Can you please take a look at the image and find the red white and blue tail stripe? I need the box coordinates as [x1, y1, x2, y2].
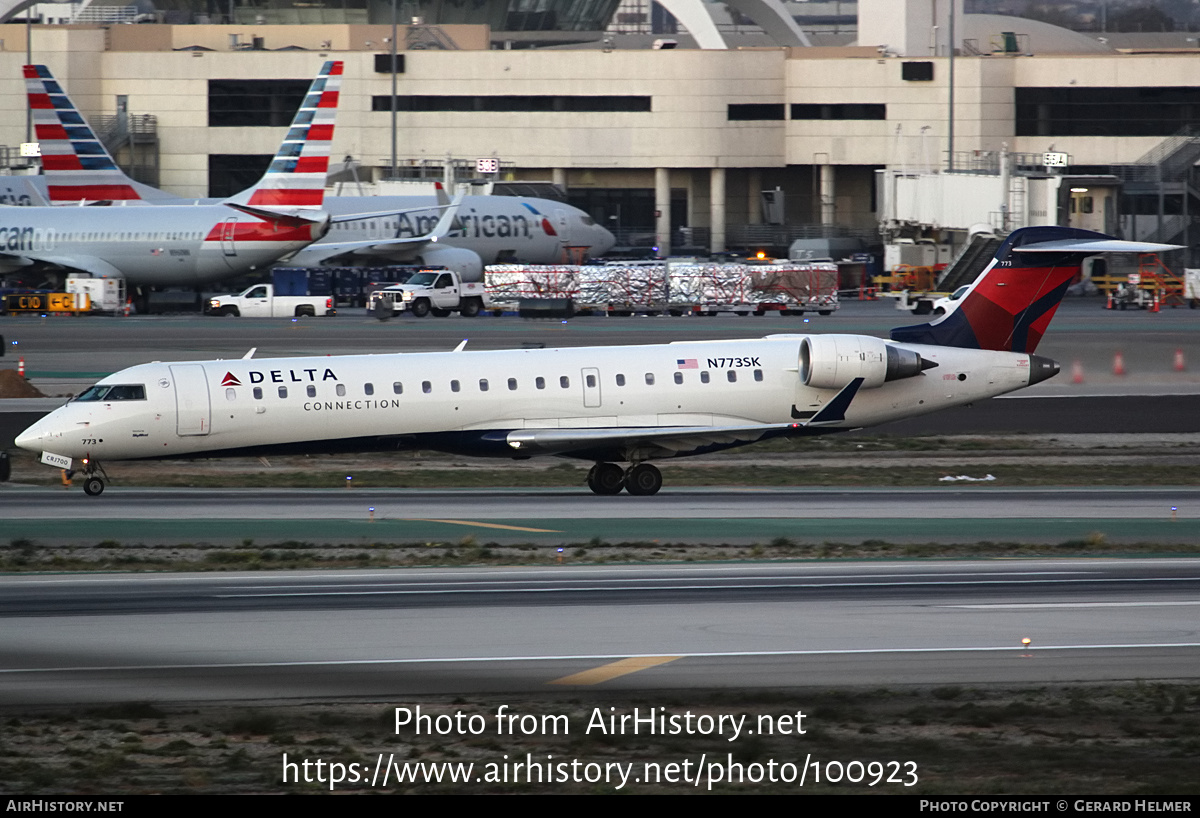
[890, 226, 1181, 354]
[227, 60, 341, 209]
[24, 64, 142, 204]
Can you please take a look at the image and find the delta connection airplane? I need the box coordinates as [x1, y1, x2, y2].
[0, 61, 348, 287]
[15, 226, 1176, 497]
[19, 65, 615, 278]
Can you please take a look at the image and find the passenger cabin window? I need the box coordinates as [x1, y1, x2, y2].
[278, 386, 288, 398]
[423, 381, 432, 394]
[226, 388, 236, 401]
[616, 374, 626, 386]
[336, 384, 347, 397]
[560, 376, 570, 389]
[451, 380, 460, 393]
[701, 371, 710, 384]
[673, 372, 683, 385]
[253, 387, 263, 400]
[535, 377, 545, 390]
[728, 371, 737, 382]
[645, 373, 655, 385]
[508, 378, 518, 391]
[586, 374, 596, 388]
[393, 382, 403, 394]
[480, 379, 489, 392]
[364, 383, 374, 396]
[307, 385, 316, 397]
[754, 369, 763, 382]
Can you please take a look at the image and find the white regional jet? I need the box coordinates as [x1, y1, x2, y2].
[15, 226, 1176, 497]
[0, 61, 345, 287]
[21, 65, 615, 278]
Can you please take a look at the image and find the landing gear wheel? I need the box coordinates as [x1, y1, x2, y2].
[624, 463, 662, 496]
[83, 476, 105, 496]
[411, 300, 430, 318]
[586, 462, 625, 495]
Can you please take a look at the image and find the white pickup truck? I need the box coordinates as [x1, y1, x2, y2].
[368, 270, 490, 317]
[206, 284, 335, 318]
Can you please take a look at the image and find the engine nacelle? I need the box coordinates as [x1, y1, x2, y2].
[413, 246, 484, 282]
[799, 334, 930, 390]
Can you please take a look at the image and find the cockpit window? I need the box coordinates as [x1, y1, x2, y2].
[580, 215, 595, 226]
[75, 384, 146, 402]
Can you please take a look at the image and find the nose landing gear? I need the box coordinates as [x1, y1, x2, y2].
[585, 462, 663, 496]
[78, 459, 109, 496]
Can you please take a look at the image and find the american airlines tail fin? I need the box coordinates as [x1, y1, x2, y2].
[225, 60, 342, 213]
[24, 64, 153, 205]
[890, 226, 1181, 354]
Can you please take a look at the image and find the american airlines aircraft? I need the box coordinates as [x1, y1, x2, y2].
[15, 227, 1177, 497]
[0, 61, 346, 287]
[21, 65, 615, 278]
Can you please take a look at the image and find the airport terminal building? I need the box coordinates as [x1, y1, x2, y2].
[2, 0, 1200, 258]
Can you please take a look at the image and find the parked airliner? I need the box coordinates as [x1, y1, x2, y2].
[0, 61, 345, 287]
[16, 227, 1175, 496]
[21, 65, 614, 278]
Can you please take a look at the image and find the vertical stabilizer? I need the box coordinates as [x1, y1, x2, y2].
[890, 226, 1181, 353]
[225, 60, 342, 210]
[25, 64, 143, 204]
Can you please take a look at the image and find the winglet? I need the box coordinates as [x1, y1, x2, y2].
[805, 377, 864, 426]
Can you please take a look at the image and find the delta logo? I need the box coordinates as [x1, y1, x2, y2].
[221, 372, 241, 386]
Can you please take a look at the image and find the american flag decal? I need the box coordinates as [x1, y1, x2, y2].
[677, 359, 698, 369]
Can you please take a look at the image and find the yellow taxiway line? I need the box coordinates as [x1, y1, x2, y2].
[549, 656, 682, 686]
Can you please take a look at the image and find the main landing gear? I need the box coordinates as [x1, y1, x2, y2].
[586, 462, 663, 496]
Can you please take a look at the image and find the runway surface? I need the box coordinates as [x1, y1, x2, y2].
[2, 559, 1197, 703]
[2, 486, 1198, 544]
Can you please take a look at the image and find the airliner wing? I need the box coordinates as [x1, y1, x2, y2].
[494, 377, 863, 459]
[495, 423, 801, 460]
[283, 191, 464, 265]
[0, 251, 124, 279]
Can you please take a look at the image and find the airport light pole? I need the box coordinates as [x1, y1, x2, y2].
[390, 0, 398, 181]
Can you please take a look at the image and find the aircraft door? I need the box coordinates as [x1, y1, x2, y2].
[581, 367, 601, 408]
[554, 209, 571, 246]
[220, 218, 238, 257]
[170, 364, 211, 436]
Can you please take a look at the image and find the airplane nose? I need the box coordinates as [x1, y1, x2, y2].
[596, 224, 616, 254]
[14, 423, 42, 452]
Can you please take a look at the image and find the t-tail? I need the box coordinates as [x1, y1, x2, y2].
[890, 226, 1181, 353]
[25, 64, 145, 204]
[223, 59, 341, 221]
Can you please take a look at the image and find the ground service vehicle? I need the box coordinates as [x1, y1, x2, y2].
[369, 270, 489, 317]
[206, 284, 335, 318]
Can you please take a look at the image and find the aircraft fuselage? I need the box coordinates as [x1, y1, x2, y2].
[16, 335, 1042, 465]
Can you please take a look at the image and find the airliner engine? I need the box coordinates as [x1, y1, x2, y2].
[413, 246, 484, 282]
[799, 334, 933, 389]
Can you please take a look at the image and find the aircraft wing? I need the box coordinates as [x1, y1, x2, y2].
[494, 379, 864, 459]
[494, 423, 800, 460]
[284, 190, 465, 265]
[0, 251, 125, 279]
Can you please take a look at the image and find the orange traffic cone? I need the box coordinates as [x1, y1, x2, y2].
[1106, 291, 1113, 310]
[1113, 351, 1126, 376]
[1071, 360, 1084, 384]
[123, 299, 131, 317]
[1152, 293, 1161, 313]
[17, 357, 25, 378]
[1174, 348, 1186, 372]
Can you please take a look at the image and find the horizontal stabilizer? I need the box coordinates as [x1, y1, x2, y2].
[1012, 239, 1183, 254]
[224, 202, 330, 228]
